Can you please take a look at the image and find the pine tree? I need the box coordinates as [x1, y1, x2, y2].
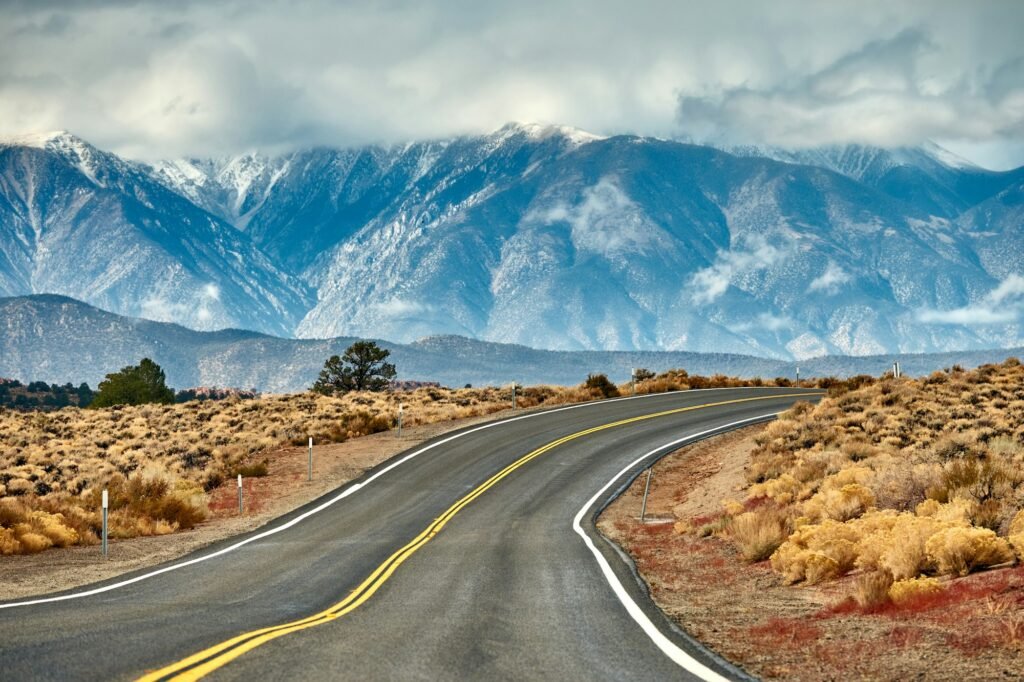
[312, 342, 397, 395]
[91, 358, 175, 407]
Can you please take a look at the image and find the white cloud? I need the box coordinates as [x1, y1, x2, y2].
[731, 312, 794, 332]
[372, 299, 433, 317]
[0, 2, 1021, 167]
[139, 281, 222, 325]
[139, 296, 192, 323]
[533, 177, 664, 257]
[809, 261, 852, 294]
[916, 274, 1024, 325]
[690, 234, 789, 304]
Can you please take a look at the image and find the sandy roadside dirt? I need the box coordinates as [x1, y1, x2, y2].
[0, 407, 531, 602]
[598, 426, 1024, 681]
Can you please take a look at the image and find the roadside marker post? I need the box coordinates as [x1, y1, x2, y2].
[511, 383, 517, 410]
[101, 489, 108, 558]
[640, 467, 653, 522]
[308, 437, 313, 482]
[796, 366, 800, 383]
[397, 404, 404, 439]
[631, 368, 636, 397]
[237, 474, 243, 514]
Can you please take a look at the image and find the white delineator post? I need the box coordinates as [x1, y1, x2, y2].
[101, 489, 108, 558]
[237, 474, 243, 514]
[796, 366, 800, 383]
[308, 437, 313, 482]
[640, 468, 654, 522]
[398, 404, 404, 438]
[511, 383, 517, 410]
[631, 368, 636, 397]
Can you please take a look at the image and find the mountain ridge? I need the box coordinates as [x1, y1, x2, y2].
[1, 125, 1022, 359]
[1, 294, 1021, 392]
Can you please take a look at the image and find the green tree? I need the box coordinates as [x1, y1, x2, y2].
[312, 341, 397, 395]
[633, 368, 656, 382]
[91, 358, 175, 408]
[584, 373, 620, 398]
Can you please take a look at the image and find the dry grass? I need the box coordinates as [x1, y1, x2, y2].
[1, 371, 813, 555]
[676, 358, 1024, 597]
[728, 506, 791, 561]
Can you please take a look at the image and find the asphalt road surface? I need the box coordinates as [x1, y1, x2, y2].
[0, 387, 823, 681]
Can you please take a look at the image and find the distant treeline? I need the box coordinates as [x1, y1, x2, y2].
[0, 377, 258, 412]
[0, 379, 95, 410]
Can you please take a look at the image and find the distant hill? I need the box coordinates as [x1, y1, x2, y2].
[0, 296, 1020, 392]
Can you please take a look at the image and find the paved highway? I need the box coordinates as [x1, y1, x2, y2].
[0, 388, 822, 681]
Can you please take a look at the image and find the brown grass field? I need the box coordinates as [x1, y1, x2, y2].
[0, 370, 825, 557]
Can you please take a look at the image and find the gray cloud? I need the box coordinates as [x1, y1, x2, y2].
[0, 1, 1021, 166]
[678, 27, 1024, 152]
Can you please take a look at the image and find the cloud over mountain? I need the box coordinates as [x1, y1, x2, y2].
[1, 1, 1022, 167]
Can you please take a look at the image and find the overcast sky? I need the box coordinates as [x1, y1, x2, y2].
[2, 0, 1022, 168]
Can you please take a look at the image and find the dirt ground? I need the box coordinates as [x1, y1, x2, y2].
[0, 407, 526, 602]
[598, 426, 1024, 681]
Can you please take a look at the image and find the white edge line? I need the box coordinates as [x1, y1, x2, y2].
[0, 388, 791, 609]
[572, 413, 779, 682]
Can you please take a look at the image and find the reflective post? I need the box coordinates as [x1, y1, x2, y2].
[640, 468, 653, 522]
[308, 436, 313, 482]
[237, 474, 243, 514]
[101, 489, 108, 558]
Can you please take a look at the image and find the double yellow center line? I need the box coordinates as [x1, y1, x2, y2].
[139, 392, 819, 681]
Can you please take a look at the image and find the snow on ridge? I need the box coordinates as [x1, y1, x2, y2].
[496, 122, 606, 146]
[0, 130, 76, 149]
[920, 141, 979, 170]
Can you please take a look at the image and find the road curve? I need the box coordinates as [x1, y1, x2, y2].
[0, 387, 822, 681]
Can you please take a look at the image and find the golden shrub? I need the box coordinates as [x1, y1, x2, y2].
[803, 552, 841, 584]
[721, 499, 745, 516]
[748, 474, 803, 505]
[888, 577, 943, 604]
[729, 508, 790, 562]
[1005, 509, 1024, 559]
[854, 570, 893, 608]
[770, 520, 860, 583]
[925, 526, 1016, 576]
[16, 531, 52, 553]
[803, 483, 875, 522]
[0, 527, 20, 555]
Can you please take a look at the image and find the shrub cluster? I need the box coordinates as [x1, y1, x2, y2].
[677, 359, 1024, 593]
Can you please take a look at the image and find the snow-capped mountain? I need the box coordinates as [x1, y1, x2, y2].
[0, 131, 312, 335]
[1, 124, 1023, 359]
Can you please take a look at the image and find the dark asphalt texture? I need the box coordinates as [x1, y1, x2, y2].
[0, 388, 821, 681]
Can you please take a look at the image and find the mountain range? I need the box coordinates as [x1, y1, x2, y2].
[1, 124, 1022, 360]
[2, 295, 1020, 392]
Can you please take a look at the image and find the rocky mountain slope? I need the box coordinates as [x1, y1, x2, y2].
[0, 132, 312, 336]
[2, 125, 1022, 359]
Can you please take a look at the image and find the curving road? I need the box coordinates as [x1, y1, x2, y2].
[0, 387, 822, 681]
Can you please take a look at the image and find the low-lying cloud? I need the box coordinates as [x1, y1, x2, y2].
[916, 274, 1024, 325]
[690, 234, 790, 304]
[809, 261, 852, 294]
